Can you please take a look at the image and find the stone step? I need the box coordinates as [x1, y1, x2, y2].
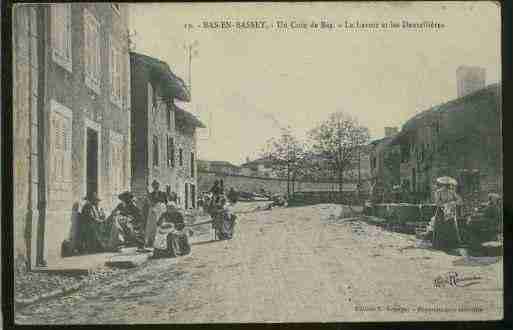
[105, 253, 150, 269]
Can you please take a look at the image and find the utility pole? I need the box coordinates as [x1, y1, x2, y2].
[184, 40, 199, 98]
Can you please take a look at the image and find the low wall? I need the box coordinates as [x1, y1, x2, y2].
[364, 203, 439, 224]
[288, 191, 370, 206]
[198, 170, 359, 195]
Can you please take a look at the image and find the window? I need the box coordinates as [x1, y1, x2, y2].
[190, 152, 195, 178]
[84, 9, 101, 93]
[49, 100, 73, 204]
[167, 136, 175, 167]
[110, 132, 124, 206]
[179, 148, 183, 166]
[51, 4, 72, 72]
[167, 108, 171, 129]
[153, 135, 159, 167]
[109, 38, 122, 107]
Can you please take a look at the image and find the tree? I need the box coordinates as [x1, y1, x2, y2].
[261, 128, 306, 198]
[308, 112, 370, 204]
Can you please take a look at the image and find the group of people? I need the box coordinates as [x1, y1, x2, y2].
[70, 179, 191, 258]
[202, 180, 238, 240]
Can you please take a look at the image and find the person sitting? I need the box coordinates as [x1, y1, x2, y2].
[78, 192, 111, 253]
[153, 204, 191, 258]
[109, 191, 146, 251]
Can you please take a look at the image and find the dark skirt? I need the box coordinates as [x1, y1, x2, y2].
[433, 215, 461, 250]
[153, 232, 191, 259]
[213, 211, 236, 240]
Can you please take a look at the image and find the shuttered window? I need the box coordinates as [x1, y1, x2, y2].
[153, 135, 159, 167]
[49, 101, 73, 205]
[110, 132, 125, 206]
[84, 9, 101, 93]
[167, 136, 175, 168]
[50, 4, 72, 72]
[109, 38, 122, 107]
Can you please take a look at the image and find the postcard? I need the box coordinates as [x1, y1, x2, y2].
[11, 1, 502, 324]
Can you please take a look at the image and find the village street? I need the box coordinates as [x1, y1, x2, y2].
[16, 203, 503, 324]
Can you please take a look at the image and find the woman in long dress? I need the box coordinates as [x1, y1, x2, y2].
[144, 180, 168, 247]
[212, 195, 237, 240]
[431, 178, 463, 250]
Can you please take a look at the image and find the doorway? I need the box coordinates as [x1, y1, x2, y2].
[191, 184, 196, 208]
[86, 128, 99, 197]
[184, 183, 189, 209]
[412, 167, 416, 192]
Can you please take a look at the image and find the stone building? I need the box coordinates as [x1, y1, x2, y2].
[197, 160, 241, 176]
[391, 83, 501, 202]
[457, 66, 486, 98]
[13, 3, 131, 269]
[129, 52, 204, 210]
[369, 128, 401, 201]
[240, 157, 278, 178]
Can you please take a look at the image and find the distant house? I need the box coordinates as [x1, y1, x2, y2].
[391, 83, 501, 201]
[368, 130, 401, 201]
[130, 52, 205, 210]
[197, 160, 241, 175]
[240, 157, 278, 178]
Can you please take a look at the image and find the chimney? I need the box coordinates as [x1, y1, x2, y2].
[385, 127, 398, 137]
[456, 66, 486, 98]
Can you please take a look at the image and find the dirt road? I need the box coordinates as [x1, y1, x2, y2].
[16, 203, 502, 324]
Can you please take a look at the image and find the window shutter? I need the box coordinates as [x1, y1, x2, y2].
[65, 4, 71, 59]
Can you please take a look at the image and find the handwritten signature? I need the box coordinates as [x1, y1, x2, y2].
[433, 272, 482, 288]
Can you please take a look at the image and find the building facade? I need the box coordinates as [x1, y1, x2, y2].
[13, 3, 131, 269]
[130, 52, 204, 210]
[392, 83, 501, 202]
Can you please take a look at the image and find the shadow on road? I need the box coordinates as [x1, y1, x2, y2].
[191, 239, 223, 246]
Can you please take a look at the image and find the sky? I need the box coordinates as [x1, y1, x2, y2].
[130, 2, 500, 165]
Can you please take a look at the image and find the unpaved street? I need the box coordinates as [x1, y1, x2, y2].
[16, 204, 503, 324]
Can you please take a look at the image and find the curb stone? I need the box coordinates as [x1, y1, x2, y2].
[15, 278, 89, 310]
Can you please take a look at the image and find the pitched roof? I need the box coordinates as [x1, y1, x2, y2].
[130, 52, 190, 102]
[392, 83, 500, 144]
[200, 160, 240, 168]
[240, 157, 274, 167]
[175, 105, 206, 128]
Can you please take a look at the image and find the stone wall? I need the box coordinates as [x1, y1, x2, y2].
[198, 170, 358, 196]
